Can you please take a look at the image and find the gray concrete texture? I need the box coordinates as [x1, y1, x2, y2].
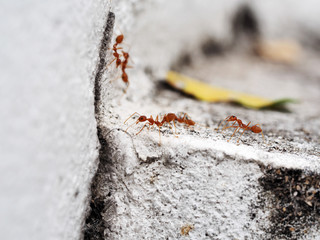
[1, 0, 320, 240]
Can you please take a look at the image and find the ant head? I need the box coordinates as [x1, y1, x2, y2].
[116, 34, 124, 43]
[227, 115, 237, 121]
[251, 125, 262, 133]
[137, 116, 147, 122]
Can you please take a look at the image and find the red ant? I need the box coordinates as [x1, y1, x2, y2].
[108, 34, 124, 68]
[216, 115, 265, 143]
[160, 112, 195, 135]
[124, 112, 163, 145]
[124, 112, 196, 145]
[108, 34, 132, 93]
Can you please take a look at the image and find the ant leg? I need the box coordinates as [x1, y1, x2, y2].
[227, 126, 241, 142]
[222, 122, 238, 131]
[236, 122, 251, 143]
[123, 82, 129, 94]
[106, 50, 123, 65]
[173, 121, 178, 135]
[109, 74, 121, 83]
[136, 123, 149, 135]
[181, 113, 187, 121]
[261, 131, 266, 144]
[222, 121, 237, 132]
[183, 113, 192, 119]
[255, 124, 266, 144]
[220, 121, 230, 131]
[158, 126, 162, 146]
[183, 113, 194, 123]
[107, 46, 123, 50]
[120, 82, 129, 99]
[223, 124, 238, 129]
[107, 58, 116, 66]
[166, 122, 173, 133]
[216, 116, 230, 131]
[167, 122, 178, 138]
[125, 120, 138, 132]
[124, 112, 141, 124]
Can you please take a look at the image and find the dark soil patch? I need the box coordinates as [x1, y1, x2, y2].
[255, 166, 320, 239]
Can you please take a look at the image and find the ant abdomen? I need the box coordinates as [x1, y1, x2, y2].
[250, 125, 262, 133]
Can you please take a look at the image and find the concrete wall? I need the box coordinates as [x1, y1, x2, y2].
[0, 1, 111, 239]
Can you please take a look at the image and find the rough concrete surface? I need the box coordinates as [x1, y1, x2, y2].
[85, 1, 320, 239]
[1, 0, 320, 240]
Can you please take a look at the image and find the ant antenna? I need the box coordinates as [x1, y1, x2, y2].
[124, 112, 149, 132]
[124, 112, 141, 124]
[125, 119, 140, 132]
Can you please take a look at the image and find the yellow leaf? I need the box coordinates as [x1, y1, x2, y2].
[166, 71, 295, 109]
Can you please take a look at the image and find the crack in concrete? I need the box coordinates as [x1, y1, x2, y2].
[83, 11, 115, 240]
[94, 11, 115, 118]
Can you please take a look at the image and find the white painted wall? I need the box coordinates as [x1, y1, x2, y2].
[0, 1, 111, 239]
